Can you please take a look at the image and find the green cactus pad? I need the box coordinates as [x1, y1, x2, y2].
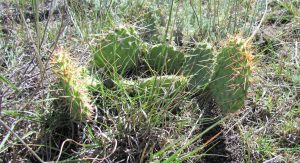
[119, 75, 188, 95]
[145, 44, 185, 74]
[93, 27, 141, 74]
[183, 43, 214, 89]
[210, 37, 253, 112]
[51, 49, 95, 121]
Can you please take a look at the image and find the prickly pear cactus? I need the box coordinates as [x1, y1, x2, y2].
[138, 75, 187, 93]
[145, 44, 185, 74]
[93, 27, 141, 74]
[183, 43, 214, 89]
[209, 36, 253, 112]
[51, 49, 95, 121]
[119, 75, 188, 95]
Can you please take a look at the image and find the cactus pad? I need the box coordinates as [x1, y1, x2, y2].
[145, 44, 185, 74]
[210, 36, 253, 112]
[51, 48, 95, 120]
[183, 43, 214, 89]
[93, 27, 141, 74]
[119, 75, 188, 96]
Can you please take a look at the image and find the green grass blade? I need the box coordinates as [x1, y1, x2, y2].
[0, 75, 18, 92]
[0, 120, 20, 153]
[163, 119, 224, 162]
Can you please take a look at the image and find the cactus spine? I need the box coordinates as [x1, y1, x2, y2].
[209, 36, 253, 112]
[93, 27, 141, 74]
[51, 49, 95, 120]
